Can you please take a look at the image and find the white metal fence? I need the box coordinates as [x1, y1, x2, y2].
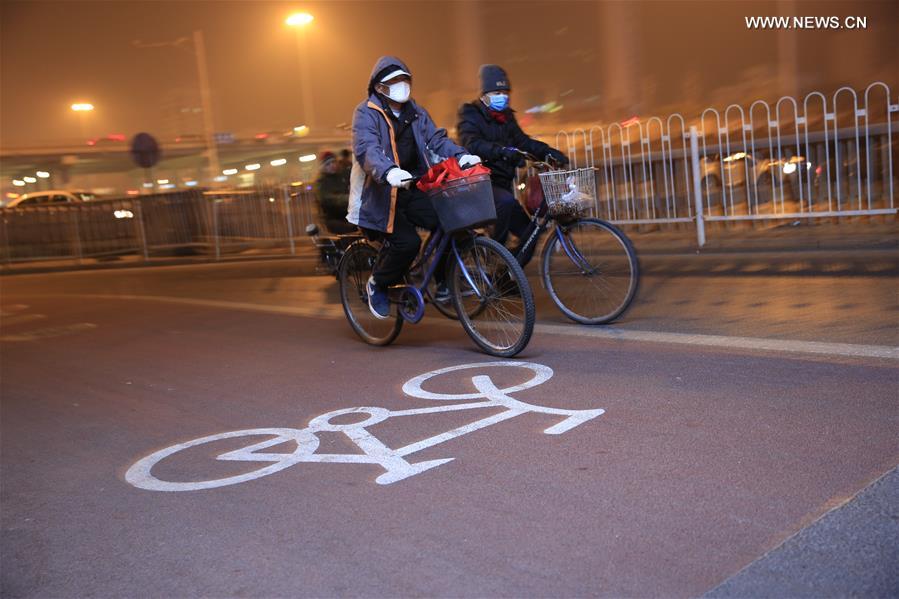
[2, 83, 895, 265]
[0, 186, 319, 264]
[550, 81, 897, 246]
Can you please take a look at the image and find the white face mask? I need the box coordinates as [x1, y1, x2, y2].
[381, 81, 411, 103]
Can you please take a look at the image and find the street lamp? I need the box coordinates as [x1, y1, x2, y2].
[71, 102, 94, 144]
[285, 12, 316, 130]
[285, 12, 313, 26]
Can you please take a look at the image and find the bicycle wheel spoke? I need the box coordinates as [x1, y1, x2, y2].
[339, 243, 402, 346]
[543, 219, 639, 324]
[452, 237, 534, 357]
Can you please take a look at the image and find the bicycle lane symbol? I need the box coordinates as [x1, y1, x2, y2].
[125, 361, 605, 491]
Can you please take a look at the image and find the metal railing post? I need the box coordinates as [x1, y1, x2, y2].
[212, 200, 221, 260]
[283, 186, 296, 256]
[71, 206, 84, 263]
[1, 212, 10, 265]
[689, 126, 706, 248]
[134, 198, 150, 261]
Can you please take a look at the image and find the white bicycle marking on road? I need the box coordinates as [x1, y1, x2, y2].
[125, 361, 605, 491]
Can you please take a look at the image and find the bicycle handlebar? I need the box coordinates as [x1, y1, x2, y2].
[510, 148, 564, 169]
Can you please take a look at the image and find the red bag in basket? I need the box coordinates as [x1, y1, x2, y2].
[523, 173, 545, 215]
[416, 157, 491, 193]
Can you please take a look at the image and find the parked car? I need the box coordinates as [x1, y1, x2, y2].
[5, 189, 98, 207]
[700, 151, 812, 208]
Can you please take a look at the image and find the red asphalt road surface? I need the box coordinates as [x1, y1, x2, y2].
[1, 295, 897, 597]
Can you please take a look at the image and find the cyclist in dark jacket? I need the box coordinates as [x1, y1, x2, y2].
[457, 64, 569, 247]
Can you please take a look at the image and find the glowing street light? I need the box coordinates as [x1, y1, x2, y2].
[285, 12, 314, 26]
[71, 103, 94, 112]
[285, 12, 316, 128]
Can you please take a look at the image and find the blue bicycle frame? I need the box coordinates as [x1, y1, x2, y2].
[387, 228, 487, 324]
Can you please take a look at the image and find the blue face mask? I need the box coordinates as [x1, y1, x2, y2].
[487, 93, 509, 111]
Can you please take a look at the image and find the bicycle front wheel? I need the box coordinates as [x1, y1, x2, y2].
[541, 218, 639, 325]
[338, 241, 403, 346]
[449, 236, 535, 357]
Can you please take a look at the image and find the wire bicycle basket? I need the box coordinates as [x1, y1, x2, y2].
[537, 167, 597, 218]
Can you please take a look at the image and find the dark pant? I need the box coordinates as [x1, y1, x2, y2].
[371, 187, 440, 288]
[492, 185, 531, 246]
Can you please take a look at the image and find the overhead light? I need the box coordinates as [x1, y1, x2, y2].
[23, 176, 36, 183]
[222, 168, 238, 175]
[245, 163, 261, 171]
[126, 190, 140, 196]
[13, 180, 25, 186]
[142, 182, 154, 188]
[270, 158, 287, 166]
[184, 180, 197, 187]
[71, 103, 94, 112]
[299, 154, 316, 162]
[114, 210, 135, 219]
[214, 175, 227, 182]
[36, 171, 50, 178]
[157, 179, 169, 184]
[285, 12, 314, 26]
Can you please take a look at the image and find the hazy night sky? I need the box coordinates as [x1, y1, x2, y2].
[2, 0, 896, 147]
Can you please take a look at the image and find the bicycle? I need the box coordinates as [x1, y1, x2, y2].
[509, 151, 640, 325]
[338, 170, 536, 358]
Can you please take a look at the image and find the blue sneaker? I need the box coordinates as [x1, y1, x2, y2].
[434, 283, 451, 304]
[367, 276, 390, 319]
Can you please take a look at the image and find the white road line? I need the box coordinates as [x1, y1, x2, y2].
[1, 323, 97, 342]
[533, 323, 899, 361]
[0, 313, 47, 326]
[12, 292, 899, 360]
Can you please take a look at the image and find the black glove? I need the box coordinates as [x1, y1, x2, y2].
[546, 148, 569, 167]
[499, 147, 527, 168]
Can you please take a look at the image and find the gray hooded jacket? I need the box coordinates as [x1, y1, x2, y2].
[347, 56, 466, 233]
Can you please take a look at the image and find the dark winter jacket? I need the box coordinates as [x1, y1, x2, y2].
[457, 100, 552, 190]
[347, 56, 467, 233]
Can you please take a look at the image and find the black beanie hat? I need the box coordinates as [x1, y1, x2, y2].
[479, 64, 510, 94]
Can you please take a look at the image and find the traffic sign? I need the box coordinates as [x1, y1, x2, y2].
[130, 133, 160, 169]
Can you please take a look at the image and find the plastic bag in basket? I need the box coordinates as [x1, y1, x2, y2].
[416, 157, 491, 193]
[553, 175, 592, 217]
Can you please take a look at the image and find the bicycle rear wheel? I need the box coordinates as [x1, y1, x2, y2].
[338, 242, 403, 346]
[541, 218, 639, 325]
[449, 236, 535, 357]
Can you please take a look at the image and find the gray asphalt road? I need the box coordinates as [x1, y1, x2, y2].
[1, 256, 897, 597]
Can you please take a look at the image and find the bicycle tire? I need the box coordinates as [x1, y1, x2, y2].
[541, 218, 639, 325]
[449, 236, 535, 357]
[338, 241, 403, 346]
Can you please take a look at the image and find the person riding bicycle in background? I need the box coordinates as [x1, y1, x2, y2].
[457, 64, 569, 260]
[315, 151, 355, 234]
[348, 55, 483, 319]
